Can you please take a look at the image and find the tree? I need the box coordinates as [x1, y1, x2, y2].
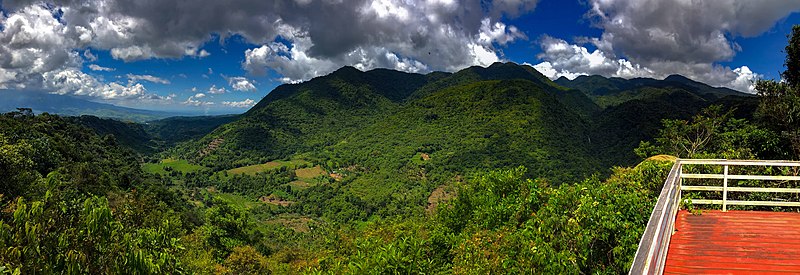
[222, 246, 270, 275]
[756, 25, 800, 157]
[783, 25, 800, 87]
[648, 106, 729, 158]
[637, 105, 783, 159]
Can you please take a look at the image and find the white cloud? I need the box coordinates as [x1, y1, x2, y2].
[533, 36, 652, 80]
[0, 5, 81, 89]
[226, 76, 257, 92]
[588, 0, 800, 64]
[42, 68, 150, 99]
[729, 66, 760, 93]
[477, 18, 526, 46]
[182, 94, 214, 106]
[1, 0, 542, 94]
[208, 85, 227, 94]
[532, 0, 800, 93]
[88, 64, 115, 71]
[126, 74, 170, 84]
[222, 98, 256, 108]
[533, 37, 764, 93]
[83, 49, 98, 62]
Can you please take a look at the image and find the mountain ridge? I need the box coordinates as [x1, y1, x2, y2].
[0, 90, 183, 122]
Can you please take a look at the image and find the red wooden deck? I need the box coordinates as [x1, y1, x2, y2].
[665, 210, 800, 274]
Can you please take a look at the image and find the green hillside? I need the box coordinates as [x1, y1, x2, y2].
[1, 60, 790, 274]
[145, 114, 240, 146]
[556, 74, 750, 108]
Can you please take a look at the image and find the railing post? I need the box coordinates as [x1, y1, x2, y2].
[723, 164, 729, 212]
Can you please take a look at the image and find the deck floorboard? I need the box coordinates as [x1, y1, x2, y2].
[665, 210, 800, 274]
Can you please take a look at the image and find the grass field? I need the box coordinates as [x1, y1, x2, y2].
[295, 165, 326, 180]
[226, 159, 312, 176]
[288, 180, 313, 190]
[214, 192, 262, 210]
[142, 158, 206, 175]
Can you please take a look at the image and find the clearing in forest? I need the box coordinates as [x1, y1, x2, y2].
[295, 165, 327, 180]
[226, 159, 311, 175]
[142, 158, 206, 175]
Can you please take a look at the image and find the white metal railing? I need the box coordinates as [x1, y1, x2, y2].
[679, 159, 800, 211]
[629, 161, 682, 275]
[629, 159, 800, 275]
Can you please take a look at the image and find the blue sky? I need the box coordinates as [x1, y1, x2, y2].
[1, 0, 799, 114]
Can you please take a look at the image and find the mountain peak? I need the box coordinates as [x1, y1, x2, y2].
[664, 74, 694, 83]
[330, 65, 363, 76]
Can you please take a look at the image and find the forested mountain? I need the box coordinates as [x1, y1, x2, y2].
[2, 55, 794, 273]
[177, 62, 756, 175]
[144, 115, 240, 146]
[555, 74, 749, 108]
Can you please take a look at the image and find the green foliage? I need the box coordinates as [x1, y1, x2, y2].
[0, 193, 183, 274]
[311, 160, 673, 274]
[69, 115, 158, 154]
[142, 158, 207, 175]
[6, 57, 799, 274]
[222, 246, 271, 275]
[783, 25, 800, 87]
[145, 115, 239, 146]
[441, 160, 672, 274]
[756, 25, 800, 157]
[637, 105, 784, 159]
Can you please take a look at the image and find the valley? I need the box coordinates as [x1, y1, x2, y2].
[0, 60, 794, 273]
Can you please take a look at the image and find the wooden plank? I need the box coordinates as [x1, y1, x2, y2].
[665, 210, 800, 274]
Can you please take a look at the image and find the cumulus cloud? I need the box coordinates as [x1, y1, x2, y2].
[1, 0, 540, 100]
[0, 4, 82, 89]
[229, 0, 533, 82]
[126, 74, 170, 84]
[533, 0, 799, 93]
[83, 50, 98, 62]
[182, 93, 214, 106]
[88, 64, 115, 71]
[588, 0, 800, 64]
[222, 98, 256, 108]
[226, 76, 257, 92]
[0, 4, 169, 102]
[42, 68, 148, 99]
[533, 36, 653, 80]
[208, 85, 227, 94]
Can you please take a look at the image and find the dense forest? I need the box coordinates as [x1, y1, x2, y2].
[1, 25, 798, 274]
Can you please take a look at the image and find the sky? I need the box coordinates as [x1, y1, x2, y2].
[0, 0, 799, 115]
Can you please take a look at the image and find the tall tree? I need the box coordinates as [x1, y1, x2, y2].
[756, 25, 800, 157]
[784, 25, 800, 87]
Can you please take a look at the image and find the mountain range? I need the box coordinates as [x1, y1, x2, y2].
[168, 62, 754, 186]
[0, 91, 182, 122]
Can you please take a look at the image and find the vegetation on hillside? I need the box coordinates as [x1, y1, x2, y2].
[2, 24, 799, 274]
